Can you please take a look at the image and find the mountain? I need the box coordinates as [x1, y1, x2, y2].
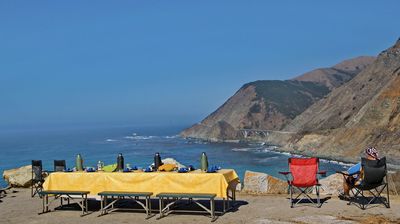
[280, 38, 400, 164]
[181, 56, 374, 141]
[293, 56, 375, 90]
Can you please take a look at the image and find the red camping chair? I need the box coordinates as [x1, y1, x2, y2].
[279, 158, 326, 208]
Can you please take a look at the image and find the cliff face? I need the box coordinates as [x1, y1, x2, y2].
[281, 39, 400, 164]
[181, 56, 374, 140]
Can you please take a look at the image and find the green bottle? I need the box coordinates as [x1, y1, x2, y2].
[200, 152, 208, 172]
[76, 154, 83, 171]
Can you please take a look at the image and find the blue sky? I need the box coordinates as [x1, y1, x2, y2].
[1, 1, 399, 129]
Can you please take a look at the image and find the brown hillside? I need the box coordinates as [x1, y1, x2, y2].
[282, 38, 400, 164]
[293, 56, 375, 89]
[181, 56, 374, 141]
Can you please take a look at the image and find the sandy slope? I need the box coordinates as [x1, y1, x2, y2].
[0, 189, 399, 224]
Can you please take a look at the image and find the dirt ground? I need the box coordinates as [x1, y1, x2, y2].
[0, 188, 399, 224]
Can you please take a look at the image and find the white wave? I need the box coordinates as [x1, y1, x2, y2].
[231, 147, 254, 152]
[256, 156, 280, 162]
[106, 139, 117, 142]
[124, 135, 156, 140]
[164, 135, 179, 139]
[320, 158, 354, 167]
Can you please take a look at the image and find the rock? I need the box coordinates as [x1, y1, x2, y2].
[236, 183, 242, 191]
[388, 171, 400, 195]
[242, 170, 287, 194]
[317, 173, 343, 196]
[3, 165, 32, 187]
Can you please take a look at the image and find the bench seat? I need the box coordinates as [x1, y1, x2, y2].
[38, 190, 89, 216]
[156, 192, 217, 222]
[98, 191, 152, 197]
[156, 193, 216, 199]
[39, 190, 90, 196]
[98, 191, 153, 218]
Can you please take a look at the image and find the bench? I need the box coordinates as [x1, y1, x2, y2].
[156, 193, 217, 222]
[98, 191, 153, 219]
[38, 190, 90, 216]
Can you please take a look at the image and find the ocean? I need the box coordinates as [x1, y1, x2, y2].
[0, 125, 349, 187]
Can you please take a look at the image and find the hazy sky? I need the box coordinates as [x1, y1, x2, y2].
[1, 1, 399, 129]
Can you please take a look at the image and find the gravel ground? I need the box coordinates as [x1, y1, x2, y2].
[0, 189, 399, 224]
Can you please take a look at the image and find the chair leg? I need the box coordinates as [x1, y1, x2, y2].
[386, 183, 391, 208]
[316, 185, 320, 207]
[290, 185, 293, 208]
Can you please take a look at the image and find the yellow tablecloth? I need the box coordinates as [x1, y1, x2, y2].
[43, 169, 239, 198]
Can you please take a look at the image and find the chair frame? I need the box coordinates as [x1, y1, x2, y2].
[337, 157, 390, 210]
[31, 160, 45, 197]
[280, 157, 326, 208]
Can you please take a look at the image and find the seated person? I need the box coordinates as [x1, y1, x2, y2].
[342, 147, 379, 197]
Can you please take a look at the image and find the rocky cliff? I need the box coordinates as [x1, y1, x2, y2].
[281, 38, 400, 165]
[181, 56, 374, 141]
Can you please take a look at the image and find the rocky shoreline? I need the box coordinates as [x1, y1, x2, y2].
[184, 135, 400, 171]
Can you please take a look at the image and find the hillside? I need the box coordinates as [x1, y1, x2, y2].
[293, 56, 375, 89]
[181, 56, 374, 141]
[280, 38, 400, 164]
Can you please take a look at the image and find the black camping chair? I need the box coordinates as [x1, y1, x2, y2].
[54, 160, 66, 172]
[0, 185, 11, 198]
[338, 157, 390, 209]
[31, 160, 45, 197]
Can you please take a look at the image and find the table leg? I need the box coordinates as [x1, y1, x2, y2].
[149, 196, 152, 215]
[145, 196, 149, 217]
[45, 194, 49, 212]
[85, 194, 88, 213]
[159, 197, 163, 218]
[81, 194, 84, 215]
[42, 195, 45, 213]
[211, 198, 215, 220]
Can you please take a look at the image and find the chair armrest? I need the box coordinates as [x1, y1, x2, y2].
[279, 171, 290, 175]
[318, 170, 327, 177]
[336, 171, 360, 176]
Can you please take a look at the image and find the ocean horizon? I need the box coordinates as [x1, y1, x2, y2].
[0, 124, 349, 187]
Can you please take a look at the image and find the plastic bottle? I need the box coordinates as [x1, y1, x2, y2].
[97, 161, 104, 171]
[117, 153, 124, 172]
[76, 154, 83, 171]
[200, 152, 208, 172]
[154, 152, 162, 171]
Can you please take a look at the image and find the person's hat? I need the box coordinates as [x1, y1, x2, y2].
[365, 147, 379, 159]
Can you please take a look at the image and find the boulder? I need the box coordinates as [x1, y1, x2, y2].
[3, 165, 32, 187]
[317, 173, 343, 196]
[242, 170, 287, 194]
[388, 171, 400, 195]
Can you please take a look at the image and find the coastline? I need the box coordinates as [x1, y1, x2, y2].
[183, 136, 400, 171]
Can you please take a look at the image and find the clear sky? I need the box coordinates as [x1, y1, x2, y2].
[1, 1, 399, 129]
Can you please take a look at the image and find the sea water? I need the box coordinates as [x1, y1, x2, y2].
[0, 125, 349, 187]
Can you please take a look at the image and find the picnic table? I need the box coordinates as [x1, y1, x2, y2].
[43, 169, 239, 199]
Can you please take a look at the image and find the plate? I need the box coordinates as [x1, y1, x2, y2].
[178, 168, 189, 173]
